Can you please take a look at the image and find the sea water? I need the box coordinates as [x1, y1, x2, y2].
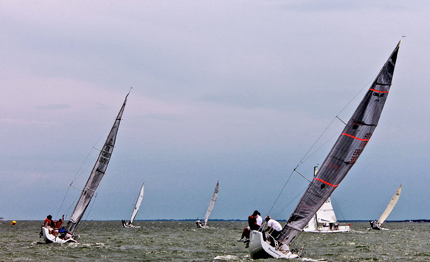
[0, 221, 429, 261]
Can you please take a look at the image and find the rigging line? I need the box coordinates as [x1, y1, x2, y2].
[267, 169, 296, 215]
[273, 186, 307, 219]
[56, 185, 72, 219]
[295, 75, 376, 171]
[294, 169, 311, 183]
[331, 197, 347, 221]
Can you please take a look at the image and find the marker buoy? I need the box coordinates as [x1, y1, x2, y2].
[11, 221, 16, 226]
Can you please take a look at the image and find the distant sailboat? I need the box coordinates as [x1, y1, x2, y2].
[41, 92, 130, 243]
[122, 183, 144, 228]
[196, 180, 219, 228]
[248, 41, 401, 259]
[370, 184, 402, 230]
[303, 167, 350, 233]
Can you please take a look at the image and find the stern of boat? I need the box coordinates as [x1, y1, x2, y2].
[248, 231, 298, 259]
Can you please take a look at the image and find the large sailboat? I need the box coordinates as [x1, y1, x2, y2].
[303, 167, 350, 233]
[41, 92, 130, 243]
[122, 183, 144, 228]
[370, 184, 402, 230]
[196, 180, 219, 228]
[248, 41, 401, 259]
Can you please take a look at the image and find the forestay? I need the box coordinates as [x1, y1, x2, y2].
[278, 41, 401, 245]
[66, 93, 129, 233]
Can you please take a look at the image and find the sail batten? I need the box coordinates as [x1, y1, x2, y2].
[277, 42, 401, 246]
[66, 93, 129, 233]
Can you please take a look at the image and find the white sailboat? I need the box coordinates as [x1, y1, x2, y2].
[196, 180, 219, 228]
[122, 183, 144, 228]
[41, 92, 130, 244]
[248, 41, 401, 259]
[370, 184, 402, 230]
[303, 167, 350, 233]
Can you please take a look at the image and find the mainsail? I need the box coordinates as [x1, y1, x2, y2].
[204, 180, 219, 226]
[130, 183, 145, 224]
[277, 41, 401, 246]
[377, 184, 402, 225]
[66, 93, 129, 233]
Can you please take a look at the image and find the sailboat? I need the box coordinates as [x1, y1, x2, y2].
[370, 184, 402, 230]
[196, 180, 219, 228]
[41, 92, 130, 244]
[122, 183, 144, 228]
[248, 41, 401, 259]
[303, 167, 350, 233]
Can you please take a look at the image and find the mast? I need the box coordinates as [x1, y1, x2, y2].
[204, 180, 219, 226]
[278, 41, 401, 245]
[377, 184, 402, 225]
[130, 183, 145, 224]
[66, 93, 129, 233]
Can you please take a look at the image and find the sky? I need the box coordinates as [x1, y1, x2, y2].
[1, 1, 429, 222]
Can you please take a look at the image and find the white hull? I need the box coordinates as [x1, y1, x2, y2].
[122, 220, 140, 228]
[303, 225, 350, 233]
[41, 227, 76, 244]
[248, 231, 298, 259]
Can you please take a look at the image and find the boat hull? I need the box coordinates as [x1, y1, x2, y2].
[303, 225, 350, 233]
[41, 227, 76, 244]
[248, 231, 298, 259]
[122, 220, 141, 228]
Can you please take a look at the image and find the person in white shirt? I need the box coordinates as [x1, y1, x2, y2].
[265, 216, 282, 246]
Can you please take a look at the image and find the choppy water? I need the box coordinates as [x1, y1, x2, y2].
[0, 221, 429, 261]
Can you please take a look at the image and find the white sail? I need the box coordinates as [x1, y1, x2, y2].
[204, 181, 219, 226]
[316, 198, 337, 223]
[130, 183, 145, 224]
[66, 93, 129, 233]
[377, 184, 402, 225]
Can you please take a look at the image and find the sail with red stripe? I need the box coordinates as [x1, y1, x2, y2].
[277, 41, 401, 245]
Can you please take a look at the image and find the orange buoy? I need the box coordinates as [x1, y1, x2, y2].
[11, 221, 16, 226]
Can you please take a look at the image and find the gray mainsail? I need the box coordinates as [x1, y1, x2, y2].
[66, 93, 129, 233]
[277, 41, 401, 245]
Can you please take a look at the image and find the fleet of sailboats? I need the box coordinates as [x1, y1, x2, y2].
[41, 92, 129, 243]
[122, 183, 145, 228]
[33, 42, 405, 260]
[196, 181, 219, 228]
[370, 184, 402, 230]
[248, 41, 401, 259]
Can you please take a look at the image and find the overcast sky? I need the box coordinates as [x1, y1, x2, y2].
[1, 1, 429, 222]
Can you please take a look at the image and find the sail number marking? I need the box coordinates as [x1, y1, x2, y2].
[343, 132, 372, 164]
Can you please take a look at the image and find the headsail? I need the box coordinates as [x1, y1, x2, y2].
[377, 184, 402, 225]
[278, 41, 401, 245]
[66, 93, 129, 233]
[130, 183, 145, 224]
[204, 180, 219, 226]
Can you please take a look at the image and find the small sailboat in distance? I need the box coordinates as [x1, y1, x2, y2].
[370, 184, 402, 230]
[122, 183, 144, 228]
[196, 180, 219, 228]
[41, 92, 130, 243]
[248, 41, 401, 259]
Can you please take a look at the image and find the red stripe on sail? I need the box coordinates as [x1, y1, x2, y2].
[370, 88, 389, 93]
[342, 133, 371, 141]
[314, 178, 338, 187]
